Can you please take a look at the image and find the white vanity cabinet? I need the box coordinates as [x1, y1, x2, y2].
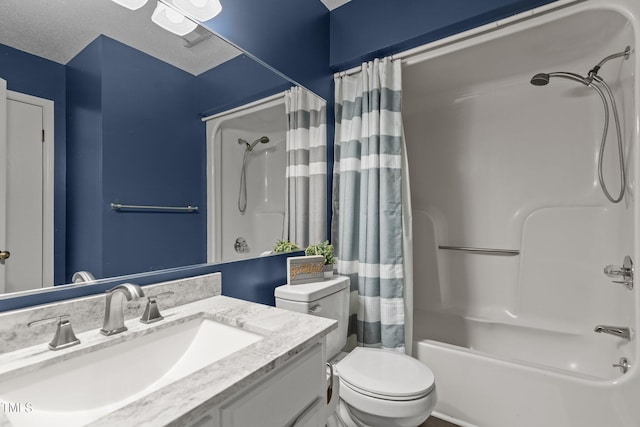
[188, 343, 326, 427]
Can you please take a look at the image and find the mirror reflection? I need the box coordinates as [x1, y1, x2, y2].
[0, 0, 313, 297]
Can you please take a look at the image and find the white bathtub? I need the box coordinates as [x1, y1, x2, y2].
[402, 0, 640, 425]
[414, 309, 628, 381]
[414, 337, 638, 427]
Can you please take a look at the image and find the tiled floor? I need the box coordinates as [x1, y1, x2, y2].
[421, 416, 461, 427]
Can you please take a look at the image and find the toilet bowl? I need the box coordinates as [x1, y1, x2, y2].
[333, 347, 436, 427]
[275, 276, 437, 427]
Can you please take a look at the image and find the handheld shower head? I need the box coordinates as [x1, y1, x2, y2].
[248, 136, 270, 151]
[530, 71, 591, 87]
[530, 73, 550, 86]
[237, 136, 269, 151]
[528, 48, 630, 204]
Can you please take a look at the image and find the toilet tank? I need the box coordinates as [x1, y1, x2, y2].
[275, 276, 350, 360]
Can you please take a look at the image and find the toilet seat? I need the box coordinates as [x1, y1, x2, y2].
[336, 348, 435, 401]
[338, 379, 437, 421]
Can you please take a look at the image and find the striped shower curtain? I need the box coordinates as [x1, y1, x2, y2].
[284, 87, 327, 248]
[332, 57, 405, 351]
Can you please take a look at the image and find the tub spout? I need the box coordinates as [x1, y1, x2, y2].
[594, 325, 632, 340]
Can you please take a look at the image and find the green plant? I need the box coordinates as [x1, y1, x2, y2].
[305, 241, 336, 266]
[273, 239, 300, 253]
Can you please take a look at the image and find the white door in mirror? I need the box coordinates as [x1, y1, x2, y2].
[0, 78, 6, 294]
[4, 96, 44, 293]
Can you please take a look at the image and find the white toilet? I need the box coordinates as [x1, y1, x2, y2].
[275, 276, 437, 427]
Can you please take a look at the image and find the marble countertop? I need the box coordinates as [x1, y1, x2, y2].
[0, 295, 336, 427]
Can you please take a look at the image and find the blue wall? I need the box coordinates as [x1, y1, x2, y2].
[0, 44, 67, 284]
[66, 38, 105, 280]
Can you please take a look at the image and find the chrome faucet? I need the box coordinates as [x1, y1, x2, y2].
[594, 325, 632, 340]
[100, 283, 145, 336]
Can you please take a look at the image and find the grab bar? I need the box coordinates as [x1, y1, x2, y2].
[110, 203, 198, 213]
[438, 246, 520, 256]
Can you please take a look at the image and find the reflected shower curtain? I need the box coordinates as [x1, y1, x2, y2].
[284, 87, 327, 248]
[332, 57, 406, 351]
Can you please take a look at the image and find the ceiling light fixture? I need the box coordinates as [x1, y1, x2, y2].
[173, 0, 222, 22]
[111, 0, 149, 10]
[151, 1, 197, 36]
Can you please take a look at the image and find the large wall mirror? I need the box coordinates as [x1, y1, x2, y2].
[0, 0, 320, 302]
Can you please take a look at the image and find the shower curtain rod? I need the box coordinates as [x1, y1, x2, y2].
[333, 0, 580, 78]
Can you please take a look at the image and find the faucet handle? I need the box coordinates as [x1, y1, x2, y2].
[140, 291, 174, 324]
[613, 357, 631, 373]
[604, 256, 633, 290]
[28, 314, 81, 351]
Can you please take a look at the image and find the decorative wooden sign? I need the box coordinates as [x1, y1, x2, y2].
[287, 255, 324, 285]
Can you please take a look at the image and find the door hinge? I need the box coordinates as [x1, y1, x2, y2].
[42, 129, 45, 142]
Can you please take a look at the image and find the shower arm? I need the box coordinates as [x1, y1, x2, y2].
[587, 46, 631, 81]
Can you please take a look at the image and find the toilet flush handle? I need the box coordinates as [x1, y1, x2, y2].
[326, 362, 333, 403]
[309, 304, 322, 314]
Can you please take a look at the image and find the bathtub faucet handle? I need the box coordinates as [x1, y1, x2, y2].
[604, 255, 633, 290]
[613, 357, 631, 374]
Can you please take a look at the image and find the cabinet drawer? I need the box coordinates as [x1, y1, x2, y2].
[220, 344, 324, 427]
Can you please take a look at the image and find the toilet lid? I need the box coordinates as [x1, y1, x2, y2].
[336, 348, 435, 400]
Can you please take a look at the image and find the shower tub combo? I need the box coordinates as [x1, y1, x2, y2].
[402, 0, 640, 425]
[206, 96, 286, 262]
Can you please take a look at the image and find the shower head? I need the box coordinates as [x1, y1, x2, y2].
[530, 71, 591, 87]
[248, 136, 269, 151]
[238, 136, 270, 151]
[531, 47, 631, 88]
[530, 73, 550, 86]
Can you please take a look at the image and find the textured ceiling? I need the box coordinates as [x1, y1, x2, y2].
[0, 0, 241, 75]
[319, 0, 351, 11]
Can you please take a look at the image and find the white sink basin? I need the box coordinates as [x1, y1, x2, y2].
[0, 318, 262, 427]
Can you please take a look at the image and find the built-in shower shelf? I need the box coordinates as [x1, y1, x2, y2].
[438, 246, 520, 256]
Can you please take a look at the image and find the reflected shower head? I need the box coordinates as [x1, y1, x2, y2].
[238, 136, 270, 151]
[530, 73, 550, 86]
